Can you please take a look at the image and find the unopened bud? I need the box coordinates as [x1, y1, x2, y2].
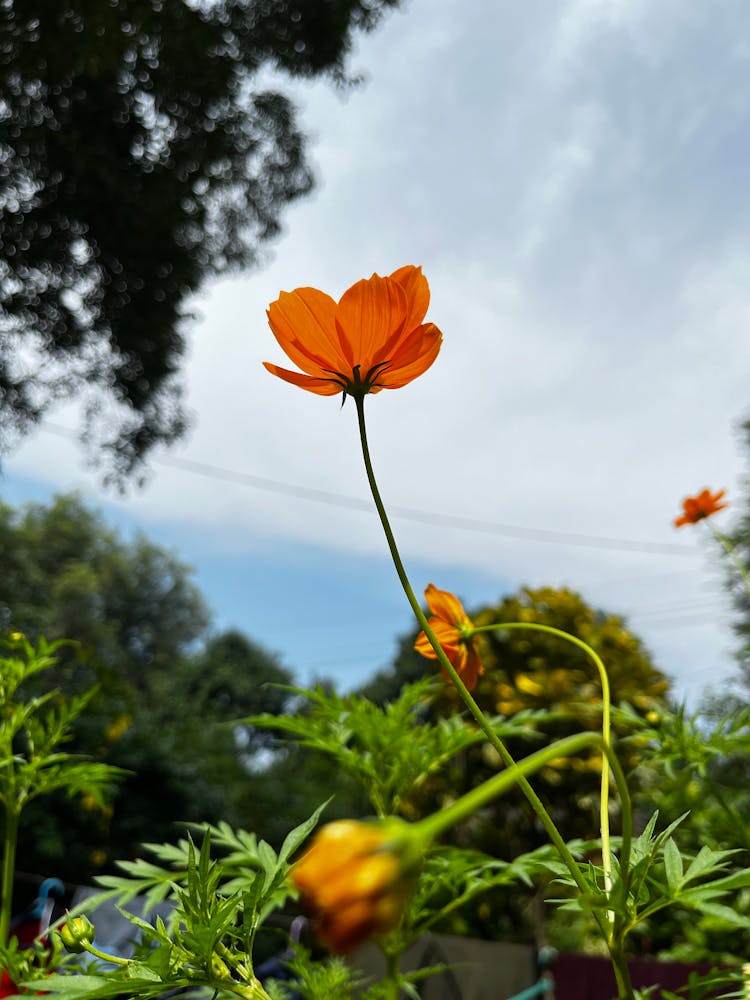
[59, 915, 95, 953]
[292, 818, 422, 954]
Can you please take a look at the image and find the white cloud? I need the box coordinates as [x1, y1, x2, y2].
[6, 0, 750, 704]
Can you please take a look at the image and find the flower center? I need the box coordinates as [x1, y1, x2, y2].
[323, 360, 394, 399]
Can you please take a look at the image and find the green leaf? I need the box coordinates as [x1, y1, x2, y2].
[663, 838, 684, 893]
[278, 800, 329, 864]
[690, 900, 750, 927]
[682, 845, 738, 886]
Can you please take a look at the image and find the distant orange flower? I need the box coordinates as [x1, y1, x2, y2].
[292, 820, 417, 954]
[263, 266, 442, 398]
[673, 488, 728, 527]
[414, 584, 484, 692]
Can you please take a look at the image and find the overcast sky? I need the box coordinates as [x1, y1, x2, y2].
[5, 0, 750, 704]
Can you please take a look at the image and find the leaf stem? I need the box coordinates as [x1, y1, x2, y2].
[0, 806, 18, 945]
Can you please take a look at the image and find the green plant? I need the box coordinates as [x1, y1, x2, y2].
[0, 633, 124, 988]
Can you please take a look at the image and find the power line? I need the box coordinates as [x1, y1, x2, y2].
[38, 420, 697, 557]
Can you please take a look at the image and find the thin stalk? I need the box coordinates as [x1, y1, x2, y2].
[354, 397, 635, 996]
[0, 806, 19, 945]
[471, 622, 613, 895]
[353, 398, 612, 936]
[417, 732, 598, 842]
[80, 940, 130, 966]
[415, 731, 632, 881]
[382, 951, 400, 1000]
[609, 947, 632, 1000]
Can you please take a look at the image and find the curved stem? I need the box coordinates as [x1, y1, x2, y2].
[354, 399, 607, 931]
[472, 622, 613, 896]
[416, 732, 632, 883]
[81, 940, 130, 966]
[417, 732, 598, 842]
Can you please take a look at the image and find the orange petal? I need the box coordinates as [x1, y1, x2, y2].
[267, 288, 350, 375]
[377, 324, 442, 389]
[414, 618, 461, 661]
[262, 363, 342, 395]
[336, 274, 408, 371]
[460, 646, 485, 692]
[424, 584, 471, 628]
[318, 898, 375, 953]
[389, 265, 430, 332]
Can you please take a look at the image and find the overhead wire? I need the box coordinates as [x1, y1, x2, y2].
[36, 420, 699, 558]
[20, 423, 744, 689]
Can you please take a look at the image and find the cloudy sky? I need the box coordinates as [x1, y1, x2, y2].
[5, 0, 750, 704]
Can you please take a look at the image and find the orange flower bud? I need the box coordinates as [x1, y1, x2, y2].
[291, 819, 421, 954]
[414, 584, 484, 691]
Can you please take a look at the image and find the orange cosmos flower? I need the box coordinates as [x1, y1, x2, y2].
[414, 584, 484, 692]
[291, 819, 419, 954]
[263, 265, 442, 398]
[673, 488, 728, 528]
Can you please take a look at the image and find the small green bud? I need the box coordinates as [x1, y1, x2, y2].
[59, 915, 95, 953]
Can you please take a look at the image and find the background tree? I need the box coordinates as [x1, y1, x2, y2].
[725, 416, 750, 681]
[626, 432, 750, 963]
[621, 700, 750, 964]
[0, 0, 403, 482]
[0, 493, 296, 882]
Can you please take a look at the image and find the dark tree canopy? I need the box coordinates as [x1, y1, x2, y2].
[0, 0, 402, 482]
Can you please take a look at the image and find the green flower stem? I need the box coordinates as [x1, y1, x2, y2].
[0, 806, 19, 945]
[471, 622, 613, 894]
[80, 940, 130, 966]
[384, 952, 400, 1000]
[353, 399, 621, 936]
[416, 732, 595, 843]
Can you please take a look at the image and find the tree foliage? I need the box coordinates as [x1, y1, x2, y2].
[626, 703, 750, 963]
[0, 0, 402, 481]
[727, 416, 750, 680]
[0, 493, 296, 882]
